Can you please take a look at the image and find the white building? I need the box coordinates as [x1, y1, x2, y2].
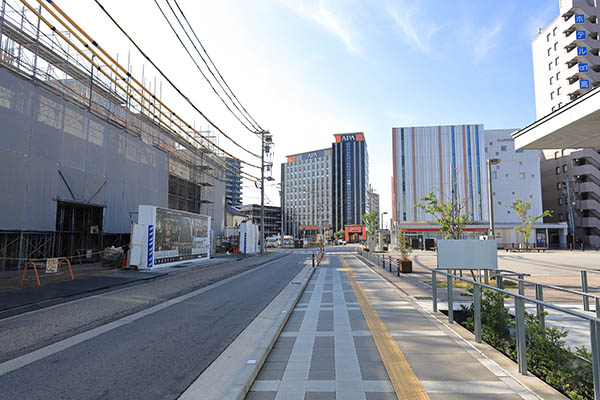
[532, 0, 600, 118]
[281, 148, 332, 237]
[391, 125, 566, 248]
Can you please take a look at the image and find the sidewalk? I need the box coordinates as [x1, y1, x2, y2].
[246, 253, 557, 399]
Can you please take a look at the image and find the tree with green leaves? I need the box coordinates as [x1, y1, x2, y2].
[417, 191, 471, 239]
[333, 229, 345, 241]
[397, 230, 412, 260]
[509, 200, 553, 248]
[362, 210, 379, 238]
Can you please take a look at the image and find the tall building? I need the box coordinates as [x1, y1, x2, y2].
[224, 157, 243, 207]
[392, 125, 488, 224]
[391, 125, 566, 247]
[331, 133, 369, 233]
[532, 0, 600, 247]
[532, 0, 600, 118]
[367, 185, 380, 216]
[280, 148, 332, 237]
[239, 204, 281, 239]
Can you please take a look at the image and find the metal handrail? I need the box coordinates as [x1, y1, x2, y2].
[356, 248, 600, 399]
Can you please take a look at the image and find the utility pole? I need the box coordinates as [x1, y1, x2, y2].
[260, 130, 265, 254]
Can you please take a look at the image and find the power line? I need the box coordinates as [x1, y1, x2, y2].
[171, 0, 263, 132]
[90, 0, 262, 161]
[155, 0, 259, 135]
[32, 0, 259, 180]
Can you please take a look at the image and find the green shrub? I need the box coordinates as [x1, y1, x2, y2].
[461, 288, 593, 399]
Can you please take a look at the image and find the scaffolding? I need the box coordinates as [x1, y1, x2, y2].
[0, 0, 225, 268]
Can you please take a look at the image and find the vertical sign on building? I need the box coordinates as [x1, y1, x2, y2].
[580, 79, 590, 89]
[575, 14, 585, 24]
[579, 63, 589, 72]
[576, 30, 587, 40]
[577, 46, 588, 56]
[147, 225, 154, 269]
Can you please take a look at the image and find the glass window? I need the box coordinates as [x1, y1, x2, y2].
[554, 42, 558, 51]
[547, 48, 551, 56]
[563, 164, 568, 172]
[547, 33, 551, 41]
[555, 57, 559, 66]
[501, 145, 507, 151]
[549, 62, 552, 71]
[557, 182, 561, 190]
[558, 198, 563, 205]
[550, 77, 554, 85]
[556, 167, 561, 174]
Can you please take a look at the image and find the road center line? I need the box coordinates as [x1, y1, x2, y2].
[339, 255, 430, 400]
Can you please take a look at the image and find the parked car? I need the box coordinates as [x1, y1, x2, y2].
[336, 239, 347, 245]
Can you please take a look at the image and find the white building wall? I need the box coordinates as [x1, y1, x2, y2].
[532, 0, 600, 118]
[484, 129, 544, 224]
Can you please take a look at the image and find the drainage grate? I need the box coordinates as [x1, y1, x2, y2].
[414, 296, 432, 300]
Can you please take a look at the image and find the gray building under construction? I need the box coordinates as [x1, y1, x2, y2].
[0, 5, 225, 269]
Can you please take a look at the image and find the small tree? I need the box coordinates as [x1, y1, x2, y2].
[417, 191, 471, 239]
[397, 231, 412, 260]
[509, 200, 553, 248]
[333, 229, 345, 241]
[362, 210, 379, 239]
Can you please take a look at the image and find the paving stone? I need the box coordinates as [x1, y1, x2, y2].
[305, 392, 335, 400]
[246, 391, 277, 400]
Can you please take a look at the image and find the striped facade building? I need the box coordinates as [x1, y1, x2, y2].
[392, 124, 488, 225]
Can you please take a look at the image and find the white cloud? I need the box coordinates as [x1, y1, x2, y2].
[473, 22, 504, 63]
[280, 0, 362, 54]
[385, 0, 439, 53]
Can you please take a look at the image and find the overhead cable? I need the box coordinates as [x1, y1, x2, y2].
[171, 0, 263, 132]
[89, 0, 262, 161]
[28, 0, 259, 180]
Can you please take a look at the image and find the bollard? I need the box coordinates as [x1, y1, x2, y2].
[516, 296, 527, 375]
[535, 284, 545, 331]
[474, 284, 482, 343]
[383, 256, 386, 270]
[312, 253, 315, 268]
[447, 275, 454, 324]
[582, 270, 590, 311]
[432, 270, 438, 312]
[389, 259, 392, 273]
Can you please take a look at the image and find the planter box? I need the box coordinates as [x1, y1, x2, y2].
[400, 259, 412, 273]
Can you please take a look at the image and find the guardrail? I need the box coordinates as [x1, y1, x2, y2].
[355, 248, 600, 399]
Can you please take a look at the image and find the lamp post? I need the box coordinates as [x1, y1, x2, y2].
[380, 211, 388, 230]
[486, 158, 501, 239]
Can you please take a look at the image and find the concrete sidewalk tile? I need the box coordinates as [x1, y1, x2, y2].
[251, 380, 281, 391]
[277, 379, 307, 392]
[362, 380, 394, 392]
[364, 393, 397, 400]
[246, 391, 277, 400]
[420, 380, 515, 394]
[305, 393, 335, 400]
[306, 380, 335, 392]
[335, 390, 367, 400]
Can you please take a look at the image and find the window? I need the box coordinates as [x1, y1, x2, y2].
[550, 91, 555, 100]
[547, 33, 551, 42]
[556, 166, 561, 174]
[519, 161, 523, 166]
[557, 182, 561, 190]
[558, 198, 563, 205]
[563, 164, 568, 172]
[554, 42, 558, 51]
[501, 145, 507, 151]
[555, 57, 559, 66]
[550, 76, 554, 85]
[548, 48, 551, 56]
[554, 151, 559, 159]
[552, 106, 556, 112]
[559, 213, 564, 221]
[556, 72, 560, 80]
[520, 172, 526, 179]
[491, 171, 497, 180]
[558, 102, 563, 108]
[549, 62, 553, 71]
[557, 87, 561, 95]
[553, 27, 557, 36]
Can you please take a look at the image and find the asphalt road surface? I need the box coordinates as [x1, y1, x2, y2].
[0, 252, 308, 400]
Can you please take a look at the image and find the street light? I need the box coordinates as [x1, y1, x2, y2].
[486, 158, 501, 239]
[380, 211, 388, 230]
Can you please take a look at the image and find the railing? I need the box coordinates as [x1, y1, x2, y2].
[355, 247, 600, 399]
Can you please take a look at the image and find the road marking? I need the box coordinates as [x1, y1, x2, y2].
[0, 254, 295, 377]
[340, 255, 430, 400]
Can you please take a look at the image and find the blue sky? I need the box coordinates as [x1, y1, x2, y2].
[65, 0, 560, 219]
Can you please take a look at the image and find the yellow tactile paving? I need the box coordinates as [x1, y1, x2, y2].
[340, 255, 430, 400]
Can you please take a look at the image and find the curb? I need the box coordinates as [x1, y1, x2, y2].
[227, 264, 314, 400]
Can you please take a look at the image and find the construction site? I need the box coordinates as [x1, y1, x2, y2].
[0, 1, 235, 269]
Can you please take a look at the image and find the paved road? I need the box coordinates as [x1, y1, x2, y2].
[0, 252, 307, 400]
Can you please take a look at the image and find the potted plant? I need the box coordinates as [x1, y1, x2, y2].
[398, 232, 412, 273]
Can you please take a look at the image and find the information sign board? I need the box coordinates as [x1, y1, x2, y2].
[436, 240, 498, 270]
[45, 258, 58, 273]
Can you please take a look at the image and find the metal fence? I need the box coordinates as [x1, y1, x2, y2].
[357, 249, 600, 399]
